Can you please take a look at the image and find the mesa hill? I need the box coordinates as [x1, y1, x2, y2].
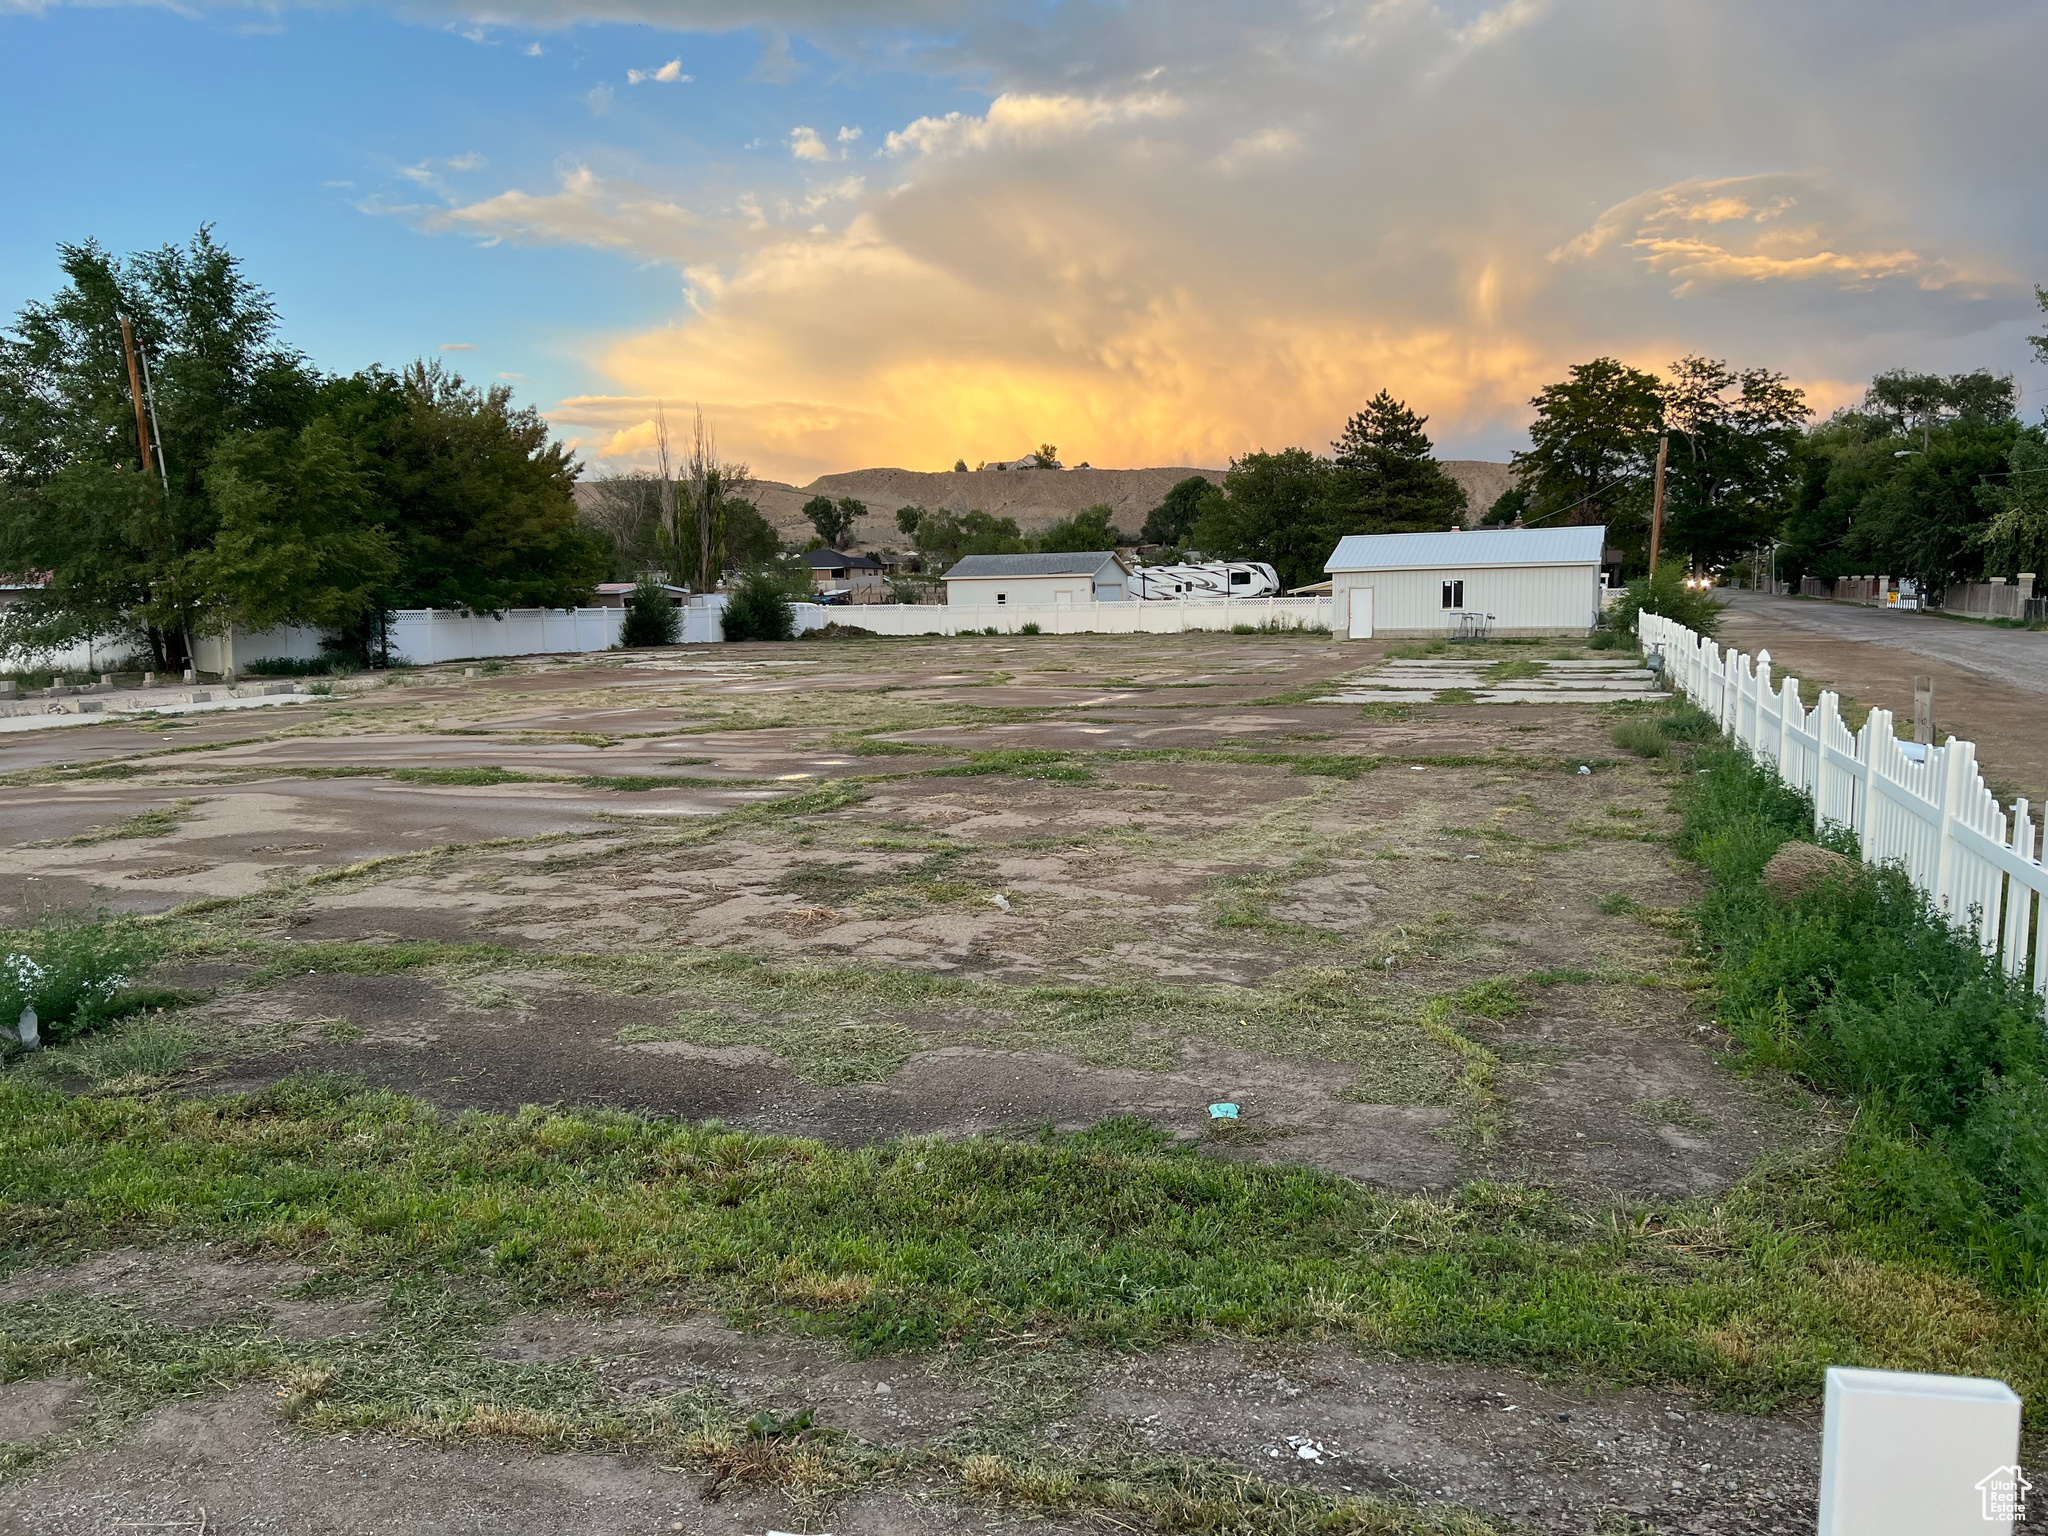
[579, 461, 1514, 553]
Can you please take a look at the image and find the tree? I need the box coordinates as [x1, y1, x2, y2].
[195, 418, 395, 635]
[1864, 369, 2017, 450]
[1658, 356, 1809, 569]
[1140, 475, 1213, 546]
[804, 494, 861, 547]
[1327, 391, 1468, 532]
[953, 459, 968, 473]
[1980, 429, 2048, 579]
[1510, 358, 1664, 557]
[895, 505, 924, 538]
[1032, 444, 1060, 469]
[0, 229, 323, 668]
[1481, 485, 1528, 526]
[579, 470, 666, 579]
[646, 405, 750, 591]
[722, 570, 795, 641]
[722, 499, 781, 569]
[1188, 449, 1332, 588]
[1037, 503, 1126, 553]
[620, 575, 681, 646]
[906, 508, 1028, 571]
[329, 360, 602, 614]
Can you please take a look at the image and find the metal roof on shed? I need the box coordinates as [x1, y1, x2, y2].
[944, 552, 1124, 579]
[1324, 526, 1606, 573]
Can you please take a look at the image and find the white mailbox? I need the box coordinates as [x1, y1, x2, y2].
[1818, 1367, 2025, 1535]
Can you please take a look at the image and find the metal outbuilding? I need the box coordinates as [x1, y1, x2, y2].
[1324, 526, 1608, 639]
[942, 552, 1131, 607]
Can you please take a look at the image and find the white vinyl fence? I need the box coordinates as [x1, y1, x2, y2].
[1639, 611, 2048, 998]
[822, 597, 1333, 637]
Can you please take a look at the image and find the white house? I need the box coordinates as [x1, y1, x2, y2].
[942, 552, 1131, 608]
[1325, 526, 1607, 639]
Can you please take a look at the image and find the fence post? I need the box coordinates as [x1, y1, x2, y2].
[1933, 737, 1969, 919]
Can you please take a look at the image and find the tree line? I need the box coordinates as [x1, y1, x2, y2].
[0, 231, 603, 670]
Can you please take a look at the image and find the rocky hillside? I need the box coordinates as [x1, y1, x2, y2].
[580, 460, 1515, 553]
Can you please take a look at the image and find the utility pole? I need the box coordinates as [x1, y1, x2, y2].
[1647, 434, 1669, 575]
[118, 314, 152, 476]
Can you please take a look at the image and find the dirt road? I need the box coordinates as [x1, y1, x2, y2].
[1718, 591, 2048, 801]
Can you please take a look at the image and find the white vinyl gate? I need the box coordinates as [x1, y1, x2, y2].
[1639, 611, 2048, 999]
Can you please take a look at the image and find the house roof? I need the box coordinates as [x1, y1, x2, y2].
[943, 552, 1125, 580]
[1325, 526, 1607, 573]
[803, 549, 884, 571]
[594, 581, 689, 595]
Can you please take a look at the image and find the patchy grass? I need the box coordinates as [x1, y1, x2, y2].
[4, 1079, 2043, 1417]
[1611, 720, 1669, 759]
[50, 798, 207, 845]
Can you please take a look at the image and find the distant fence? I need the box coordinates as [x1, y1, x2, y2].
[1639, 611, 2048, 998]
[821, 597, 1333, 637]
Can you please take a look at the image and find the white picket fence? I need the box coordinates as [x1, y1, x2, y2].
[1638, 611, 2048, 998]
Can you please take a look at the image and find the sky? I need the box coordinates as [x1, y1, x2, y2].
[4, 0, 2045, 485]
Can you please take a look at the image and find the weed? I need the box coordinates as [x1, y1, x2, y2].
[55, 798, 207, 845]
[1598, 892, 1642, 916]
[1, 912, 157, 1047]
[1485, 658, 1543, 683]
[1021, 622, 1042, 635]
[1680, 741, 2048, 1288]
[1433, 688, 1479, 705]
[1612, 719, 1669, 758]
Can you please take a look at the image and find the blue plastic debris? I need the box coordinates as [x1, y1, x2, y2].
[1208, 1102, 1239, 1120]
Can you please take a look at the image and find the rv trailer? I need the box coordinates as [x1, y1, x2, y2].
[1128, 561, 1281, 600]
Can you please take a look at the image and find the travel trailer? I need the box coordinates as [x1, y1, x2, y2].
[1128, 561, 1282, 600]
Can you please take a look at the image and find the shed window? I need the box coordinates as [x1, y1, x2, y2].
[996, 592, 1007, 604]
[1441, 579, 1464, 609]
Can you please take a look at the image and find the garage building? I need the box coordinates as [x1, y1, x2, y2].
[1325, 526, 1608, 640]
[942, 552, 1131, 607]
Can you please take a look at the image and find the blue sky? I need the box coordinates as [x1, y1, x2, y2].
[5, 1, 2046, 483]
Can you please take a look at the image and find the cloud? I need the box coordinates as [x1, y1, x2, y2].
[788, 125, 833, 161]
[750, 30, 803, 83]
[585, 83, 614, 116]
[401, 165, 698, 258]
[344, 0, 2041, 478]
[883, 91, 1181, 159]
[524, 41, 543, 55]
[1212, 126, 1298, 177]
[1552, 174, 1987, 297]
[439, 342, 479, 351]
[628, 58, 691, 83]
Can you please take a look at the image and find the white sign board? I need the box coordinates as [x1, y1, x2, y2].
[1818, 1367, 2024, 1535]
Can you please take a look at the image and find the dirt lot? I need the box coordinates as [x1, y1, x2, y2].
[0, 632, 1859, 1534]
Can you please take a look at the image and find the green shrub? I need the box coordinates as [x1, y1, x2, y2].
[1657, 701, 1718, 740]
[620, 576, 682, 647]
[1611, 718, 1669, 757]
[722, 573, 796, 643]
[1588, 627, 1623, 650]
[1680, 743, 2048, 1287]
[244, 655, 338, 677]
[983, 626, 999, 636]
[1020, 622, 1042, 635]
[1, 913, 156, 1048]
[1609, 562, 1728, 639]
